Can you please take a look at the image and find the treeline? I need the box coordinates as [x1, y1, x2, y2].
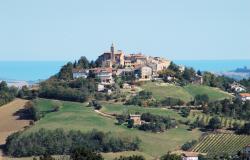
[159, 62, 234, 91]
[0, 81, 17, 106]
[38, 78, 97, 102]
[239, 78, 250, 92]
[203, 98, 250, 121]
[58, 56, 101, 81]
[5, 129, 141, 157]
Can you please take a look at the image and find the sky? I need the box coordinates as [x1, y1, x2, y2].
[0, 0, 249, 61]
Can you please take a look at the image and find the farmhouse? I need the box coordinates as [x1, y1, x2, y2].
[239, 93, 250, 101]
[129, 114, 141, 125]
[230, 82, 246, 92]
[182, 152, 199, 160]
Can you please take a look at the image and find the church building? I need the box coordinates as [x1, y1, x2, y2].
[98, 44, 125, 67]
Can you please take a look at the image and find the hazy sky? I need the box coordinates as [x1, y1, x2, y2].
[0, 0, 249, 61]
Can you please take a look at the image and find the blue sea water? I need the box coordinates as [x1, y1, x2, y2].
[0, 60, 249, 81]
[174, 60, 250, 73]
[0, 61, 66, 81]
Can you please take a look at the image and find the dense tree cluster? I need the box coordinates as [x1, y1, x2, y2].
[160, 152, 181, 160]
[160, 97, 185, 106]
[125, 91, 155, 107]
[138, 113, 176, 132]
[39, 78, 97, 102]
[181, 140, 197, 151]
[114, 155, 145, 160]
[5, 129, 141, 157]
[17, 86, 38, 100]
[0, 81, 17, 106]
[204, 98, 250, 121]
[202, 72, 234, 91]
[239, 78, 250, 92]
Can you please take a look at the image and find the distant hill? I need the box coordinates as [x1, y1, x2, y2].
[219, 66, 250, 80]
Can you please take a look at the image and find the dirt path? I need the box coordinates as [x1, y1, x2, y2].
[94, 109, 115, 119]
[0, 99, 30, 159]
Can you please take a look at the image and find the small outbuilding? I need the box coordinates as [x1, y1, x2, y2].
[129, 114, 141, 125]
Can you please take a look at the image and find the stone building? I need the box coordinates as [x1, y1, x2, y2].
[129, 114, 141, 125]
[98, 44, 125, 68]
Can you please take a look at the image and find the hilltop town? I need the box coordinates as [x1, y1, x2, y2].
[73, 44, 172, 82]
[0, 45, 250, 160]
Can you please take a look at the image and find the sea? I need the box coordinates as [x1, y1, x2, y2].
[0, 60, 249, 82]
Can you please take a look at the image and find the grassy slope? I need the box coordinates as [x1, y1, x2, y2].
[23, 99, 201, 159]
[101, 102, 184, 120]
[141, 82, 232, 103]
[184, 84, 233, 102]
[141, 82, 192, 102]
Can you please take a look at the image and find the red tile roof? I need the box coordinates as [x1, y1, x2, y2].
[240, 93, 250, 97]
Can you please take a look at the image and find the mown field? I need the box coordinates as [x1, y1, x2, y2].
[141, 82, 232, 103]
[100, 102, 185, 120]
[21, 99, 202, 159]
[192, 133, 250, 157]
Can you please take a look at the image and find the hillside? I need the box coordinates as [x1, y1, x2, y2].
[21, 99, 202, 158]
[141, 82, 232, 103]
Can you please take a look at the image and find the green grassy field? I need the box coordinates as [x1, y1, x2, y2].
[101, 102, 184, 120]
[141, 82, 232, 103]
[22, 99, 202, 159]
[141, 82, 193, 102]
[184, 84, 233, 102]
[192, 133, 250, 157]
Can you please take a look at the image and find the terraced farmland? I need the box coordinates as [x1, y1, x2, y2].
[192, 134, 250, 157]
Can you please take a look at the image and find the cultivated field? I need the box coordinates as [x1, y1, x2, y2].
[192, 133, 250, 157]
[22, 99, 202, 158]
[0, 99, 29, 160]
[141, 82, 232, 103]
[0, 99, 29, 145]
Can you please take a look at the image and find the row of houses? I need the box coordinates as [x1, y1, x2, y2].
[73, 65, 155, 84]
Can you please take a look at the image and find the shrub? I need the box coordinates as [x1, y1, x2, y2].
[181, 140, 197, 151]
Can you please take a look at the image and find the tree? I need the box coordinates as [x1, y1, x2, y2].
[77, 56, 89, 69]
[194, 94, 209, 106]
[114, 155, 145, 160]
[181, 140, 197, 151]
[160, 152, 181, 160]
[70, 147, 103, 160]
[182, 67, 196, 82]
[127, 119, 134, 128]
[0, 81, 8, 91]
[208, 117, 221, 130]
[58, 62, 73, 80]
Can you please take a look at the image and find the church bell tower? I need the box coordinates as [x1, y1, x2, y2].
[111, 43, 115, 62]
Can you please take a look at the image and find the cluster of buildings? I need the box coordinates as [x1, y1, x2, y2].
[73, 44, 172, 85]
[230, 82, 250, 102]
